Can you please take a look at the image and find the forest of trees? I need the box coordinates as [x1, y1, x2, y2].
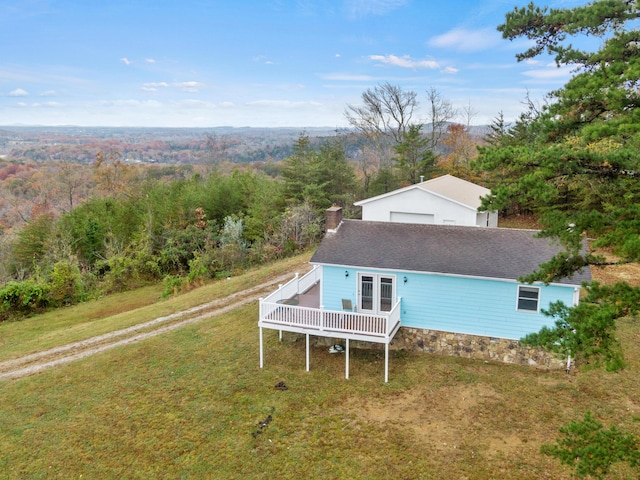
[1, 1, 639, 385]
[0, 80, 489, 325]
[0, 127, 317, 164]
[0, 113, 483, 323]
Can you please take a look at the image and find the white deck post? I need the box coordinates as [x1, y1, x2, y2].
[384, 343, 389, 383]
[346, 338, 350, 379]
[305, 333, 310, 372]
[259, 326, 264, 369]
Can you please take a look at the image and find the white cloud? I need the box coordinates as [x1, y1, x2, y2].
[369, 54, 439, 69]
[31, 101, 62, 108]
[38, 90, 58, 97]
[141, 81, 204, 93]
[522, 64, 573, 80]
[347, 0, 408, 17]
[253, 55, 276, 65]
[143, 82, 169, 88]
[145, 58, 156, 64]
[247, 100, 323, 108]
[429, 27, 500, 53]
[177, 81, 205, 93]
[441, 66, 459, 74]
[178, 99, 214, 108]
[9, 88, 28, 97]
[322, 73, 374, 81]
[281, 84, 305, 91]
[96, 99, 164, 108]
[120, 57, 132, 65]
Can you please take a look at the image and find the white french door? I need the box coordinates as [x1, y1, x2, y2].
[358, 273, 395, 314]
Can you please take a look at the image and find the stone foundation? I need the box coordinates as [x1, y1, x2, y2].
[312, 327, 565, 370]
[392, 327, 565, 369]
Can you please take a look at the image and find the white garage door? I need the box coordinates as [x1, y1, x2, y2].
[389, 211, 435, 224]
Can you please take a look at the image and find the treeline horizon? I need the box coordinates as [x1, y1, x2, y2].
[0, 118, 486, 321]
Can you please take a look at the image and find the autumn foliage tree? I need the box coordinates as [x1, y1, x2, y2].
[439, 123, 479, 180]
[93, 150, 136, 198]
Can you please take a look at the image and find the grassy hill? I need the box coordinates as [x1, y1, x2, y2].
[1, 253, 639, 479]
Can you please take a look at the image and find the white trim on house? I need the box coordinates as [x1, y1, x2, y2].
[516, 285, 541, 313]
[354, 174, 491, 210]
[310, 261, 584, 290]
[354, 183, 480, 212]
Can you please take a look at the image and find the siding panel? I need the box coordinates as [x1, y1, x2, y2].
[321, 265, 577, 340]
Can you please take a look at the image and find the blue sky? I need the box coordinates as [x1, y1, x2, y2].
[0, 0, 587, 128]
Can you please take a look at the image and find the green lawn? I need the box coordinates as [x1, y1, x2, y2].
[1, 254, 639, 479]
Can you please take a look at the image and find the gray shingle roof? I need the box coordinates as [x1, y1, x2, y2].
[310, 220, 591, 285]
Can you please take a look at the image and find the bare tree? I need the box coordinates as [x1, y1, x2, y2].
[345, 82, 418, 168]
[56, 159, 91, 212]
[461, 101, 478, 129]
[425, 87, 455, 152]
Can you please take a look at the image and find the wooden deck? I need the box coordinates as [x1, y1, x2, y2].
[258, 267, 402, 382]
[259, 280, 400, 344]
[294, 282, 320, 308]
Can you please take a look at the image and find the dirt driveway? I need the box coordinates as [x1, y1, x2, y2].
[0, 273, 293, 380]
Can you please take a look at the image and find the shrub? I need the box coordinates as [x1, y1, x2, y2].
[0, 279, 50, 321]
[187, 253, 210, 284]
[10, 213, 55, 275]
[161, 275, 185, 298]
[542, 412, 640, 479]
[48, 259, 82, 307]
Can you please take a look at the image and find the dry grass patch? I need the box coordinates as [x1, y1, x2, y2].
[590, 246, 640, 288]
[498, 214, 542, 230]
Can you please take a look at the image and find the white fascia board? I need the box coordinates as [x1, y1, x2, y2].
[353, 184, 421, 206]
[309, 261, 581, 288]
[354, 184, 484, 212]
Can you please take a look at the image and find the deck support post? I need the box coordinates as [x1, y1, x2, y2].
[305, 334, 310, 372]
[384, 342, 389, 383]
[279, 329, 282, 341]
[259, 326, 264, 369]
[345, 338, 350, 380]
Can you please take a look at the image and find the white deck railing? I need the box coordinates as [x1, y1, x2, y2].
[262, 265, 321, 304]
[260, 303, 400, 339]
[259, 268, 402, 382]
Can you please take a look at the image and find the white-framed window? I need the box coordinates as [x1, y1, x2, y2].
[517, 285, 540, 312]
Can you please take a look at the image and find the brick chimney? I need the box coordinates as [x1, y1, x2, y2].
[325, 205, 343, 232]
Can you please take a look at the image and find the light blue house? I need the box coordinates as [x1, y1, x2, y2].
[258, 208, 591, 382]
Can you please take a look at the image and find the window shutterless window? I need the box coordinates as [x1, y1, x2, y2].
[517, 286, 540, 312]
